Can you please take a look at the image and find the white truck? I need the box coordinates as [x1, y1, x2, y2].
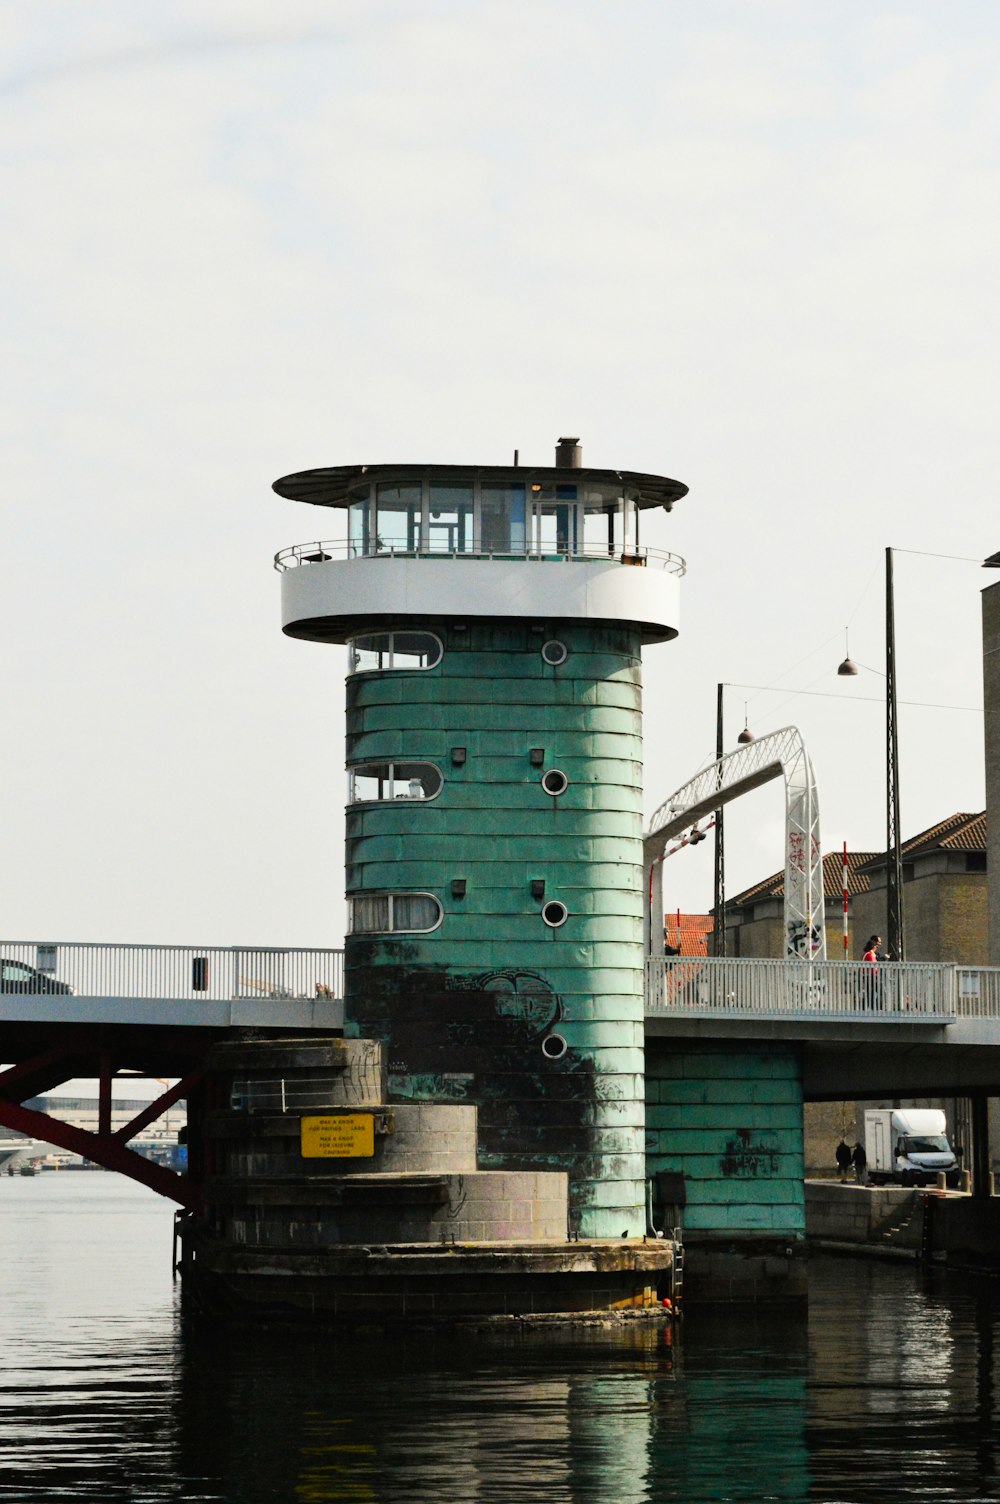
[863, 1108, 959, 1188]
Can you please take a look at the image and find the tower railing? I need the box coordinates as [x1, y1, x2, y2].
[274, 539, 687, 573]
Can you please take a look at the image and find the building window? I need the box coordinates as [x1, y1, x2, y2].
[348, 631, 443, 673]
[480, 482, 526, 553]
[541, 639, 568, 666]
[427, 483, 475, 554]
[348, 763, 443, 803]
[375, 482, 422, 553]
[541, 900, 569, 928]
[348, 892, 443, 934]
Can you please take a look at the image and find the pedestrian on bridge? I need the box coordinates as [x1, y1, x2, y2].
[862, 935, 882, 1011]
[836, 1140, 852, 1183]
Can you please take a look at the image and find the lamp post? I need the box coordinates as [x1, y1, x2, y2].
[884, 547, 905, 962]
[839, 548, 905, 959]
[713, 683, 725, 956]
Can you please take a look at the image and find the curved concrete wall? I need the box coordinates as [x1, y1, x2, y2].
[282, 554, 680, 644]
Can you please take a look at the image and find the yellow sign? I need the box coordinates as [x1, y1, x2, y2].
[300, 1114, 375, 1159]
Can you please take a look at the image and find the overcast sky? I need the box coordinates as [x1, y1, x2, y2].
[1, 0, 996, 954]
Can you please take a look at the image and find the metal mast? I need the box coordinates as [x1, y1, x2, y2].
[713, 683, 726, 956]
[885, 546, 905, 960]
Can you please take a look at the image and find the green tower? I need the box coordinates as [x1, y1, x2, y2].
[275, 439, 687, 1238]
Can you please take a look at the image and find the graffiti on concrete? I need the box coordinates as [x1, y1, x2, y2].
[720, 1127, 780, 1178]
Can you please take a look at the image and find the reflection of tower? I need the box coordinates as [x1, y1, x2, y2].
[275, 439, 687, 1237]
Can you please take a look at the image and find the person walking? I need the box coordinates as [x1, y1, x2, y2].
[862, 934, 881, 1011]
[852, 1140, 867, 1185]
[836, 1140, 852, 1183]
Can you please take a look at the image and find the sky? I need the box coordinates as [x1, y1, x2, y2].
[1, 0, 997, 956]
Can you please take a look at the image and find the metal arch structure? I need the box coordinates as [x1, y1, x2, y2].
[645, 726, 825, 960]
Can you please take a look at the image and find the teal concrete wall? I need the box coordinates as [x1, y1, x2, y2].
[344, 617, 647, 1238]
[645, 1043, 805, 1237]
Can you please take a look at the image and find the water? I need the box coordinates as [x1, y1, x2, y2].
[3, 1175, 1000, 1502]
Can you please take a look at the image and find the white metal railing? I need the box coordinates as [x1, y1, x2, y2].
[273, 539, 687, 574]
[954, 968, 1000, 1018]
[643, 956, 981, 1021]
[0, 943, 344, 1004]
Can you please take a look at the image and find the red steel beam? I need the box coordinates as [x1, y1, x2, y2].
[0, 1047, 84, 1100]
[112, 1071, 201, 1143]
[0, 1100, 200, 1211]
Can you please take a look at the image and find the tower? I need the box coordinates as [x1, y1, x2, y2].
[275, 440, 687, 1238]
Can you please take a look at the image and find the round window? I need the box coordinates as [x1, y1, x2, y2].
[541, 769, 569, 797]
[541, 1033, 568, 1060]
[541, 640, 568, 666]
[541, 900, 569, 928]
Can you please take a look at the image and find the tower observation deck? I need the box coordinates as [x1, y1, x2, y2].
[274, 440, 689, 1239]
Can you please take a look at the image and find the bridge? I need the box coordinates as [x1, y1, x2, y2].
[5, 941, 1000, 1208]
[0, 942, 343, 1209]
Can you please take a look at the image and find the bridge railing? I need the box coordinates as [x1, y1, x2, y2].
[0, 942, 344, 1004]
[954, 967, 1000, 1018]
[644, 956, 966, 1021]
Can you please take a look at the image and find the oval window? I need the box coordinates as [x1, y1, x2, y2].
[349, 762, 443, 803]
[348, 631, 443, 673]
[541, 769, 569, 797]
[348, 892, 443, 934]
[541, 900, 569, 929]
[541, 640, 568, 666]
[541, 1033, 568, 1060]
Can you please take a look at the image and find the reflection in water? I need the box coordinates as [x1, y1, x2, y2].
[4, 1177, 1000, 1500]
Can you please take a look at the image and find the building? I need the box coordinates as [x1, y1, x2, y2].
[275, 438, 688, 1240]
[723, 850, 877, 960]
[663, 912, 713, 956]
[852, 812, 987, 964]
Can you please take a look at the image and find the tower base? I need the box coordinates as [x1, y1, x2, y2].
[177, 1230, 676, 1326]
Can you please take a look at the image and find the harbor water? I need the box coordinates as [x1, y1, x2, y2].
[3, 1174, 1000, 1501]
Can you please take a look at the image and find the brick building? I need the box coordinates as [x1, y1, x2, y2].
[723, 850, 877, 960]
[851, 812, 987, 964]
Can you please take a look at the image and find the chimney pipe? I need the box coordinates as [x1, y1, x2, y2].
[555, 436, 582, 468]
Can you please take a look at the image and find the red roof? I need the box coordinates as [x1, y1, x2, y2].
[727, 851, 877, 909]
[663, 913, 713, 955]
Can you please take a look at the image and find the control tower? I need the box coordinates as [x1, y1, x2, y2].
[274, 440, 688, 1239]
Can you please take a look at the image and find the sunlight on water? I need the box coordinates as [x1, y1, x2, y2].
[2, 1176, 1000, 1501]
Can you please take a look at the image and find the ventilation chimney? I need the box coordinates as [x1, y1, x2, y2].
[555, 436, 582, 468]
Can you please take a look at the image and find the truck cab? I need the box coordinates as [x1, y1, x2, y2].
[864, 1107, 959, 1188]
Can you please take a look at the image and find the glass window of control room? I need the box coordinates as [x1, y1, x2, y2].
[480, 482, 526, 554]
[349, 763, 443, 802]
[426, 483, 474, 554]
[528, 484, 580, 555]
[375, 483, 422, 553]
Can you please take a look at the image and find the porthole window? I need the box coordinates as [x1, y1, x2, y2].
[349, 762, 443, 804]
[348, 631, 443, 673]
[541, 1033, 568, 1060]
[540, 769, 569, 797]
[541, 639, 568, 666]
[541, 900, 569, 929]
[348, 892, 443, 934]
